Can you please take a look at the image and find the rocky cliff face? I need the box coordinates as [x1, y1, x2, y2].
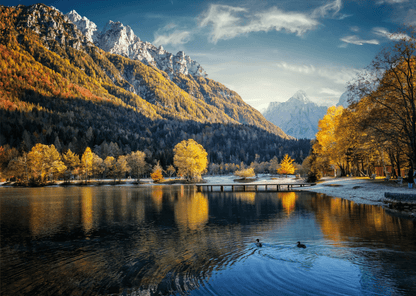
[66, 10, 206, 78]
[263, 90, 328, 139]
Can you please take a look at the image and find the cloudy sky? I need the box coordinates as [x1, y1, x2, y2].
[9, 0, 416, 110]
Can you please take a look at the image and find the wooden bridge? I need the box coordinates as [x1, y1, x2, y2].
[195, 183, 316, 193]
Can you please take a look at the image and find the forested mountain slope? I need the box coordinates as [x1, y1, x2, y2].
[0, 4, 310, 166]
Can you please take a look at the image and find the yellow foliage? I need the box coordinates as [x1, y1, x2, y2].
[277, 154, 295, 177]
[151, 169, 164, 182]
[234, 167, 255, 178]
[173, 139, 208, 180]
[27, 143, 66, 182]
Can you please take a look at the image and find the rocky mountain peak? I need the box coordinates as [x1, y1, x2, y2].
[65, 10, 207, 78]
[66, 9, 98, 43]
[16, 4, 89, 50]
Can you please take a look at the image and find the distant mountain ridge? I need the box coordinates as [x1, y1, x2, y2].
[262, 90, 328, 139]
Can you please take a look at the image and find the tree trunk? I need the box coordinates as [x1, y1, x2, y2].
[396, 151, 401, 178]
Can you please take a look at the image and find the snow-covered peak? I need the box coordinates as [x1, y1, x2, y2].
[288, 90, 311, 104]
[66, 10, 81, 22]
[65, 11, 207, 78]
[66, 10, 98, 43]
[262, 90, 327, 139]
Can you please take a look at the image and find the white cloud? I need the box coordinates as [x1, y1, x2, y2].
[372, 27, 411, 40]
[276, 61, 361, 85]
[153, 24, 191, 46]
[199, 4, 318, 43]
[312, 0, 342, 18]
[350, 26, 360, 32]
[320, 88, 343, 96]
[340, 35, 379, 45]
[377, 0, 408, 4]
[276, 62, 316, 75]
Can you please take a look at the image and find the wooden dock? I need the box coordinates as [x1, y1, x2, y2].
[195, 183, 315, 192]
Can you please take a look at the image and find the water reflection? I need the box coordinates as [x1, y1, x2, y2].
[174, 191, 208, 231]
[280, 192, 297, 216]
[0, 187, 415, 296]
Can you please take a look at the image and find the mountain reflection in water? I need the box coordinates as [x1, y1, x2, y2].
[1, 186, 415, 295]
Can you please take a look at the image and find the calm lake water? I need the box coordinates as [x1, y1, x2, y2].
[1, 185, 415, 295]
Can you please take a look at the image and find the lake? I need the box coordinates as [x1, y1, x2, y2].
[1, 185, 415, 295]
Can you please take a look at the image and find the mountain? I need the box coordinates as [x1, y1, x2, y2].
[65, 10, 283, 134]
[262, 90, 328, 139]
[66, 10, 206, 78]
[0, 4, 309, 166]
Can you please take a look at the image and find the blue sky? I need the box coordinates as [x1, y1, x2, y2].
[7, 0, 416, 110]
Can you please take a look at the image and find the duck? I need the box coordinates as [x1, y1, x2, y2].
[297, 241, 306, 248]
[256, 239, 262, 247]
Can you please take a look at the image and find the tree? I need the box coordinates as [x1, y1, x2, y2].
[115, 155, 130, 181]
[91, 153, 105, 179]
[128, 150, 147, 181]
[173, 139, 208, 181]
[62, 149, 80, 181]
[6, 154, 29, 183]
[27, 144, 66, 184]
[81, 147, 93, 181]
[150, 169, 164, 183]
[277, 154, 295, 177]
[234, 167, 255, 179]
[314, 106, 346, 175]
[349, 26, 416, 182]
[151, 161, 164, 182]
[0, 145, 19, 180]
[166, 164, 176, 177]
[104, 156, 116, 180]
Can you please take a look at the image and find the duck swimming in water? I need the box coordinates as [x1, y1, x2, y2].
[256, 239, 262, 247]
[297, 241, 306, 248]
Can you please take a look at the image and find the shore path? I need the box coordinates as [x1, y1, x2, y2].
[297, 177, 414, 206]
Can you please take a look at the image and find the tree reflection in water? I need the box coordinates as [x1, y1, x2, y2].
[0, 186, 415, 295]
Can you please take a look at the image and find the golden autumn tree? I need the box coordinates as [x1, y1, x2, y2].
[115, 155, 130, 181]
[234, 167, 255, 179]
[277, 154, 295, 177]
[314, 105, 346, 175]
[62, 149, 80, 181]
[151, 161, 164, 183]
[104, 156, 116, 181]
[166, 164, 176, 177]
[91, 153, 105, 179]
[128, 150, 147, 181]
[150, 169, 164, 183]
[349, 26, 416, 181]
[81, 147, 94, 181]
[173, 139, 208, 181]
[27, 144, 66, 184]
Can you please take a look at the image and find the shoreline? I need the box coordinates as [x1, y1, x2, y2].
[2, 175, 416, 214]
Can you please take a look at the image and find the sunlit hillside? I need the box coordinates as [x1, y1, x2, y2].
[0, 4, 310, 167]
